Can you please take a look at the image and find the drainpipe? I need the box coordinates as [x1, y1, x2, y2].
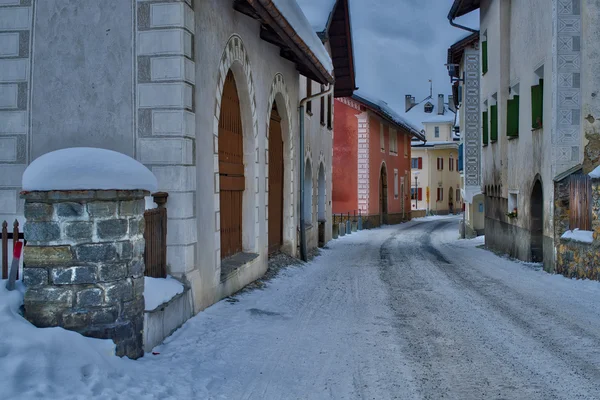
[448, 0, 479, 33]
[299, 84, 333, 261]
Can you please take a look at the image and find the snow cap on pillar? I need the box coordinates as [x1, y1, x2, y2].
[22, 147, 158, 193]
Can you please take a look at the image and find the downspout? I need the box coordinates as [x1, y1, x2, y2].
[299, 84, 333, 261]
[448, 0, 479, 33]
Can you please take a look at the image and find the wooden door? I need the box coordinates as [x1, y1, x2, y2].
[219, 71, 244, 259]
[379, 167, 388, 225]
[268, 105, 284, 254]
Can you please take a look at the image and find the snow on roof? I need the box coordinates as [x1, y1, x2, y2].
[295, 0, 337, 33]
[403, 95, 456, 128]
[353, 91, 424, 140]
[22, 147, 158, 192]
[561, 229, 594, 244]
[589, 165, 600, 179]
[272, 0, 333, 73]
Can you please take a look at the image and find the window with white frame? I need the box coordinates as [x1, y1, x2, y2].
[389, 129, 398, 155]
[437, 157, 444, 170]
[435, 126, 440, 138]
[394, 169, 399, 198]
[380, 122, 385, 152]
[449, 155, 454, 171]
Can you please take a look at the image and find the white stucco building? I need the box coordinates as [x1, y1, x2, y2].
[0, 0, 354, 319]
[407, 93, 462, 215]
[449, 0, 600, 271]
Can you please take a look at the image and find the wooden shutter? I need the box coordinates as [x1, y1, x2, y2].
[482, 40, 488, 74]
[441, 158, 444, 170]
[418, 157, 423, 169]
[327, 95, 332, 129]
[490, 105, 498, 142]
[483, 111, 489, 145]
[569, 175, 592, 230]
[507, 95, 520, 137]
[531, 80, 544, 129]
[320, 93, 325, 125]
[418, 188, 422, 201]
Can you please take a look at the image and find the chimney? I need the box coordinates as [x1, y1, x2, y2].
[448, 95, 456, 112]
[437, 94, 444, 115]
[405, 94, 413, 112]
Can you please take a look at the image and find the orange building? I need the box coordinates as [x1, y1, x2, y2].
[332, 94, 426, 227]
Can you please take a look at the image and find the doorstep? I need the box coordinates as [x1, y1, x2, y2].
[219, 252, 262, 299]
[143, 285, 193, 353]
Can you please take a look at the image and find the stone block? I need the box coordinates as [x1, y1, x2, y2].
[116, 241, 134, 260]
[132, 276, 145, 298]
[122, 296, 144, 322]
[51, 266, 97, 285]
[128, 217, 145, 237]
[48, 191, 95, 201]
[62, 310, 90, 329]
[24, 246, 72, 265]
[132, 239, 145, 258]
[98, 263, 128, 282]
[97, 219, 128, 240]
[56, 202, 85, 218]
[90, 306, 120, 325]
[24, 203, 53, 221]
[81, 320, 133, 341]
[76, 288, 104, 308]
[23, 268, 48, 288]
[129, 259, 145, 278]
[24, 222, 60, 242]
[119, 200, 144, 216]
[116, 190, 148, 200]
[66, 307, 119, 328]
[24, 287, 73, 307]
[87, 202, 117, 218]
[76, 243, 118, 262]
[95, 191, 118, 200]
[24, 305, 65, 328]
[101, 279, 133, 304]
[64, 221, 93, 241]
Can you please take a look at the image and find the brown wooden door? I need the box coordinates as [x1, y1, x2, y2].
[219, 71, 244, 259]
[268, 105, 284, 254]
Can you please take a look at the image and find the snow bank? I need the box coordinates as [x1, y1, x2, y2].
[144, 276, 184, 311]
[588, 166, 600, 178]
[272, 0, 333, 73]
[0, 280, 131, 399]
[561, 229, 594, 244]
[22, 147, 158, 193]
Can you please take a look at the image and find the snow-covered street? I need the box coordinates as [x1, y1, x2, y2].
[4, 216, 600, 399]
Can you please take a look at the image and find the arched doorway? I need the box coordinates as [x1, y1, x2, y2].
[531, 179, 544, 262]
[219, 71, 244, 259]
[448, 186, 454, 214]
[304, 160, 313, 227]
[379, 164, 388, 225]
[268, 103, 284, 254]
[317, 163, 326, 247]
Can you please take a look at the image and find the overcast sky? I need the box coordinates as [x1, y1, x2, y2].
[349, 0, 479, 127]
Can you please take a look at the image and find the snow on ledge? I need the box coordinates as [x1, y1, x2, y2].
[144, 276, 184, 311]
[589, 166, 600, 178]
[561, 229, 594, 244]
[22, 147, 158, 193]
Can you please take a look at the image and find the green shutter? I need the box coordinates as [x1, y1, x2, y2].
[482, 111, 488, 145]
[490, 105, 498, 142]
[507, 95, 519, 137]
[482, 41, 488, 75]
[531, 80, 544, 129]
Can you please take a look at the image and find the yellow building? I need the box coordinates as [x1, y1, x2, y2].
[405, 93, 462, 215]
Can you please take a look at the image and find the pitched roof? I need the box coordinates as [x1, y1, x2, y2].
[295, 0, 337, 33]
[447, 31, 479, 66]
[448, 0, 480, 19]
[352, 92, 426, 141]
[404, 96, 456, 128]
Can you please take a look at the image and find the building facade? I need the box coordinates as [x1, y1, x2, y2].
[0, 0, 341, 314]
[449, 0, 600, 273]
[332, 94, 424, 227]
[407, 94, 462, 215]
[448, 32, 485, 237]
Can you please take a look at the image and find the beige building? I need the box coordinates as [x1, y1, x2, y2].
[407, 94, 462, 215]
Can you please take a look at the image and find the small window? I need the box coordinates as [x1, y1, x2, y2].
[482, 110, 489, 145]
[411, 157, 422, 169]
[531, 79, 544, 129]
[389, 129, 398, 155]
[507, 95, 520, 137]
[449, 156, 454, 171]
[435, 126, 440, 138]
[394, 169, 399, 199]
[456, 188, 460, 203]
[411, 188, 423, 200]
[490, 103, 498, 142]
[327, 95, 332, 130]
[306, 79, 312, 114]
[404, 134, 408, 157]
[437, 157, 444, 170]
[424, 102, 434, 113]
[437, 188, 444, 201]
[380, 123, 385, 152]
[482, 32, 488, 75]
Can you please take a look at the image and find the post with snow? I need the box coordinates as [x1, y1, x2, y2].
[20, 148, 158, 359]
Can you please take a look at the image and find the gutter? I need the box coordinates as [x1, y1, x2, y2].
[448, 0, 479, 33]
[298, 84, 333, 261]
[256, 0, 335, 85]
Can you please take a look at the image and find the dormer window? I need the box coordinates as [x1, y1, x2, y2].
[424, 102, 434, 113]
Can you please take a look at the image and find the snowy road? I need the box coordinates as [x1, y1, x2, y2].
[7, 216, 600, 399]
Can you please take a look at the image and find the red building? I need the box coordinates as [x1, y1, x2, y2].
[332, 94, 425, 227]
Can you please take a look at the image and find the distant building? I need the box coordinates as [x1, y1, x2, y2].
[406, 93, 462, 215]
[332, 94, 424, 227]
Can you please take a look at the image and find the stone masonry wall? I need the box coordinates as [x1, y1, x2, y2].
[22, 190, 147, 359]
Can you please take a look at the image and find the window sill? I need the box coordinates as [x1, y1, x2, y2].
[508, 135, 519, 140]
[220, 252, 260, 282]
[531, 127, 543, 132]
[491, 139, 497, 144]
[320, 121, 326, 127]
[327, 126, 332, 131]
[483, 144, 488, 147]
[306, 111, 313, 117]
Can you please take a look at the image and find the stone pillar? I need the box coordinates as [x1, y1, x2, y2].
[22, 190, 147, 359]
